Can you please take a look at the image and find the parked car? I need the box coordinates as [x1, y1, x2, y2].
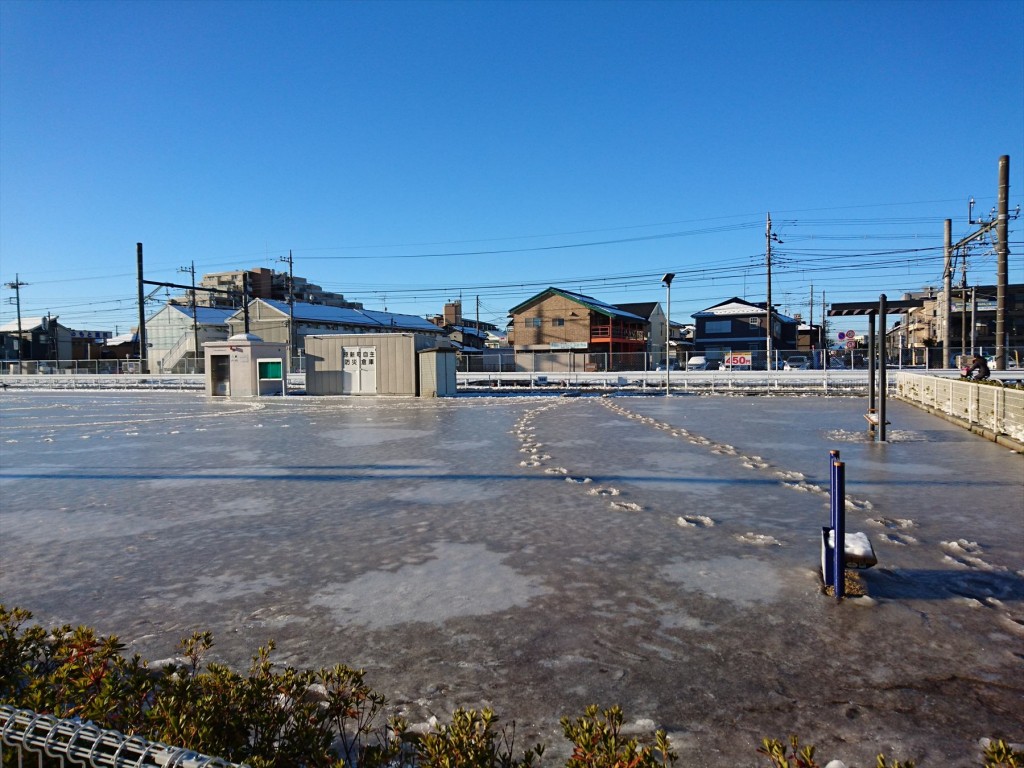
[655, 361, 680, 371]
[783, 356, 810, 370]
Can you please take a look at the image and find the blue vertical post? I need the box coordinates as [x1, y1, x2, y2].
[823, 450, 841, 587]
[833, 460, 846, 600]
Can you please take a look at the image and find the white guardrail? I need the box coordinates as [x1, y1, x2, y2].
[894, 371, 1024, 446]
[0, 705, 246, 768]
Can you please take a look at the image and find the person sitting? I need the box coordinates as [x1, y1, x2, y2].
[965, 355, 990, 380]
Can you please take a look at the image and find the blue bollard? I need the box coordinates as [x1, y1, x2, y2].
[832, 460, 846, 600]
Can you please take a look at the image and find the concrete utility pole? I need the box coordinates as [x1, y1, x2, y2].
[765, 213, 782, 369]
[662, 273, 675, 395]
[948, 156, 1016, 370]
[136, 243, 148, 373]
[809, 283, 814, 366]
[995, 154, 1009, 371]
[766, 213, 773, 370]
[279, 251, 296, 373]
[942, 219, 952, 367]
[179, 261, 199, 372]
[5, 274, 27, 363]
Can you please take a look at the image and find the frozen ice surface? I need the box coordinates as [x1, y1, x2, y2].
[1, 390, 1022, 767]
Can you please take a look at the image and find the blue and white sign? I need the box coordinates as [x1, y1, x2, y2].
[70, 330, 113, 340]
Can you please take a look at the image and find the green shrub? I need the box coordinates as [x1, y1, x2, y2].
[2, 606, 1020, 768]
[560, 705, 676, 768]
[413, 707, 544, 768]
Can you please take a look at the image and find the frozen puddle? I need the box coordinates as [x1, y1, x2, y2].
[309, 542, 551, 629]
[660, 556, 785, 606]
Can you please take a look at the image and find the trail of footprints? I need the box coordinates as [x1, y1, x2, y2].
[599, 397, 875, 512]
[514, 398, 882, 546]
[516, 398, 1011, 579]
[512, 401, 640, 514]
[594, 399, 939, 558]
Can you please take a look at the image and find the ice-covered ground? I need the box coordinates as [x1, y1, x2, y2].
[1, 390, 1021, 767]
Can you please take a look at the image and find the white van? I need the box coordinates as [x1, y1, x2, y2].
[686, 356, 707, 370]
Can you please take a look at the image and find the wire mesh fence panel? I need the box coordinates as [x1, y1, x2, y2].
[0, 705, 247, 768]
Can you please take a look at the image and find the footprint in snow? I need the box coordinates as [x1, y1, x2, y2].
[610, 501, 643, 512]
[735, 532, 783, 546]
[677, 515, 715, 528]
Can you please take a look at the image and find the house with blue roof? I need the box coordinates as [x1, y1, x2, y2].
[692, 297, 798, 366]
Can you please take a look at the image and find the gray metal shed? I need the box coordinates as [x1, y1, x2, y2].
[305, 333, 454, 396]
[418, 347, 458, 397]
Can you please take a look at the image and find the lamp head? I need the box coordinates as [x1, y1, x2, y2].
[662, 273, 675, 286]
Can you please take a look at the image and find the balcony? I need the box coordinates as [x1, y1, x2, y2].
[590, 323, 646, 345]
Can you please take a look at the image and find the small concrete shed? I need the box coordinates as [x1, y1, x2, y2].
[203, 333, 287, 397]
[305, 333, 456, 396]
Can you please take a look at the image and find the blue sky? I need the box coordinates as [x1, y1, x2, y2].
[1, 0, 1022, 337]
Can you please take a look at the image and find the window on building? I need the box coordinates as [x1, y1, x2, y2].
[529, 318, 542, 328]
[748, 317, 760, 327]
[704, 320, 731, 334]
[552, 318, 565, 327]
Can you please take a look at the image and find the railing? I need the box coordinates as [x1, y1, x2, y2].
[159, 333, 195, 373]
[2, 360, 137, 375]
[588, 324, 646, 342]
[0, 357, 307, 377]
[894, 371, 1024, 445]
[0, 705, 245, 768]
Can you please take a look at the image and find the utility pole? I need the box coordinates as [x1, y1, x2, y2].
[951, 156, 1017, 370]
[179, 261, 198, 373]
[279, 251, 296, 372]
[137, 243, 148, 374]
[5, 274, 27, 364]
[942, 220, 952, 367]
[994, 155, 1009, 371]
[809, 283, 814, 366]
[765, 214, 782, 369]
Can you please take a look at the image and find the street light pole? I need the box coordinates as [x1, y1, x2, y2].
[662, 273, 675, 395]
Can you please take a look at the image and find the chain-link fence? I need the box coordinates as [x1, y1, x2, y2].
[0, 705, 245, 768]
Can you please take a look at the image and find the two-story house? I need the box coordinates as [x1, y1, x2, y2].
[692, 297, 798, 366]
[507, 288, 650, 370]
